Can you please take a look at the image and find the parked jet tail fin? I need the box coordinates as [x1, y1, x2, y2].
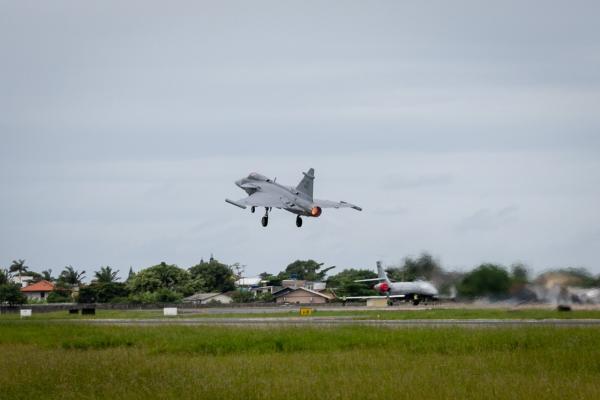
[377, 261, 391, 283]
[355, 261, 391, 283]
[296, 168, 315, 199]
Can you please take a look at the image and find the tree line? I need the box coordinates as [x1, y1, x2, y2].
[2, 254, 599, 305]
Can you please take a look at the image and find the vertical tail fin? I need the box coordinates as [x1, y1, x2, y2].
[296, 168, 315, 199]
[377, 261, 391, 283]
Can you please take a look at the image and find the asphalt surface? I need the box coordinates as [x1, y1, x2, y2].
[52, 317, 600, 327]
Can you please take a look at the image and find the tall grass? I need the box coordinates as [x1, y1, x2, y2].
[1, 323, 599, 399]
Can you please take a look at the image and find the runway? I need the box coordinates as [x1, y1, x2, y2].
[52, 317, 600, 327]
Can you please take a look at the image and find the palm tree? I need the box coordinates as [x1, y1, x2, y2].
[41, 269, 55, 282]
[58, 266, 86, 286]
[9, 259, 28, 284]
[94, 266, 119, 284]
[0, 268, 10, 285]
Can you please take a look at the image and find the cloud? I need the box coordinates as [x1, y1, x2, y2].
[1, 2, 600, 275]
[385, 174, 453, 190]
[373, 206, 409, 216]
[457, 206, 519, 232]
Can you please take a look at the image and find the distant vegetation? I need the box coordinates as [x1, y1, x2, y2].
[1, 253, 599, 305]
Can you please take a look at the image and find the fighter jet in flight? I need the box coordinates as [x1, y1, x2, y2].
[225, 168, 362, 227]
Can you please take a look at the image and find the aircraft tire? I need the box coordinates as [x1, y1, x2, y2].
[296, 216, 303, 228]
[261, 216, 268, 227]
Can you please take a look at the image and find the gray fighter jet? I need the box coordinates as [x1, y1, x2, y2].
[225, 168, 362, 227]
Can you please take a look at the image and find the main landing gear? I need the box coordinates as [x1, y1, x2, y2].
[258, 209, 305, 228]
[261, 208, 269, 227]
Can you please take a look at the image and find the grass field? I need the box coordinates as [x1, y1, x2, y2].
[1, 321, 599, 399]
[3, 307, 600, 320]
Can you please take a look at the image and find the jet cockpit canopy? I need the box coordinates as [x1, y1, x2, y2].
[248, 172, 270, 181]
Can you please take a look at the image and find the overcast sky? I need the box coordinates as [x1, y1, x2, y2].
[1, 1, 599, 279]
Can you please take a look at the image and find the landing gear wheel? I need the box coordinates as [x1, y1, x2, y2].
[251, 206, 256, 213]
[261, 216, 269, 227]
[296, 216, 303, 228]
[412, 295, 420, 306]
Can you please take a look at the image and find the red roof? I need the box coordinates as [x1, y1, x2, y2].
[21, 280, 55, 292]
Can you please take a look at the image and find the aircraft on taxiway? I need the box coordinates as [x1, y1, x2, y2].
[343, 261, 440, 305]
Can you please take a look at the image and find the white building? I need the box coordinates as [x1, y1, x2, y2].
[20, 280, 55, 301]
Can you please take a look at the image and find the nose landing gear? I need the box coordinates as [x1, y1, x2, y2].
[296, 215, 303, 228]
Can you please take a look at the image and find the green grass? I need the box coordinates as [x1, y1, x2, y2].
[1, 321, 599, 399]
[2, 307, 600, 321]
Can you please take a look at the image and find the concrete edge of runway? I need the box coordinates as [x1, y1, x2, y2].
[20, 317, 600, 327]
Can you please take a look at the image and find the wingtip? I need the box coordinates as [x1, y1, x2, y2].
[225, 198, 247, 209]
[341, 200, 362, 211]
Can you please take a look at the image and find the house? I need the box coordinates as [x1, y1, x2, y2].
[272, 287, 334, 304]
[21, 280, 55, 301]
[182, 292, 234, 305]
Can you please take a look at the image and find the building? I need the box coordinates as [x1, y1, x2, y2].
[234, 277, 263, 288]
[182, 292, 234, 305]
[251, 285, 282, 297]
[11, 275, 34, 288]
[280, 279, 326, 291]
[273, 287, 334, 304]
[20, 280, 55, 301]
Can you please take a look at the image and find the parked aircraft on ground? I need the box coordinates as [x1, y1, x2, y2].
[343, 261, 439, 305]
[225, 168, 362, 227]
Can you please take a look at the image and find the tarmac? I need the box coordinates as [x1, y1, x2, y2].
[52, 317, 600, 327]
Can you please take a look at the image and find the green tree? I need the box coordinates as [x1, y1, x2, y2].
[458, 263, 511, 299]
[126, 267, 135, 282]
[278, 260, 335, 281]
[327, 269, 378, 297]
[231, 289, 255, 303]
[25, 271, 43, 283]
[58, 266, 86, 286]
[0, 269, 10, 285]
[188, 258, 235, 293]
[0, 283, 27, 305]
[9, 259, 28, 282]
[47, 289, 72, 303]
[386, 253, 441, 282]
[257, 292, 273, 302]
[78, 282, 129, 303]
[41, 269, 55, 282]
[94, 266, 119, 284]
[510, 263, 529, 285]
[128, 262, 197, 297]
[154, 288, 183, 303]
[258, 272, 281, 286]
